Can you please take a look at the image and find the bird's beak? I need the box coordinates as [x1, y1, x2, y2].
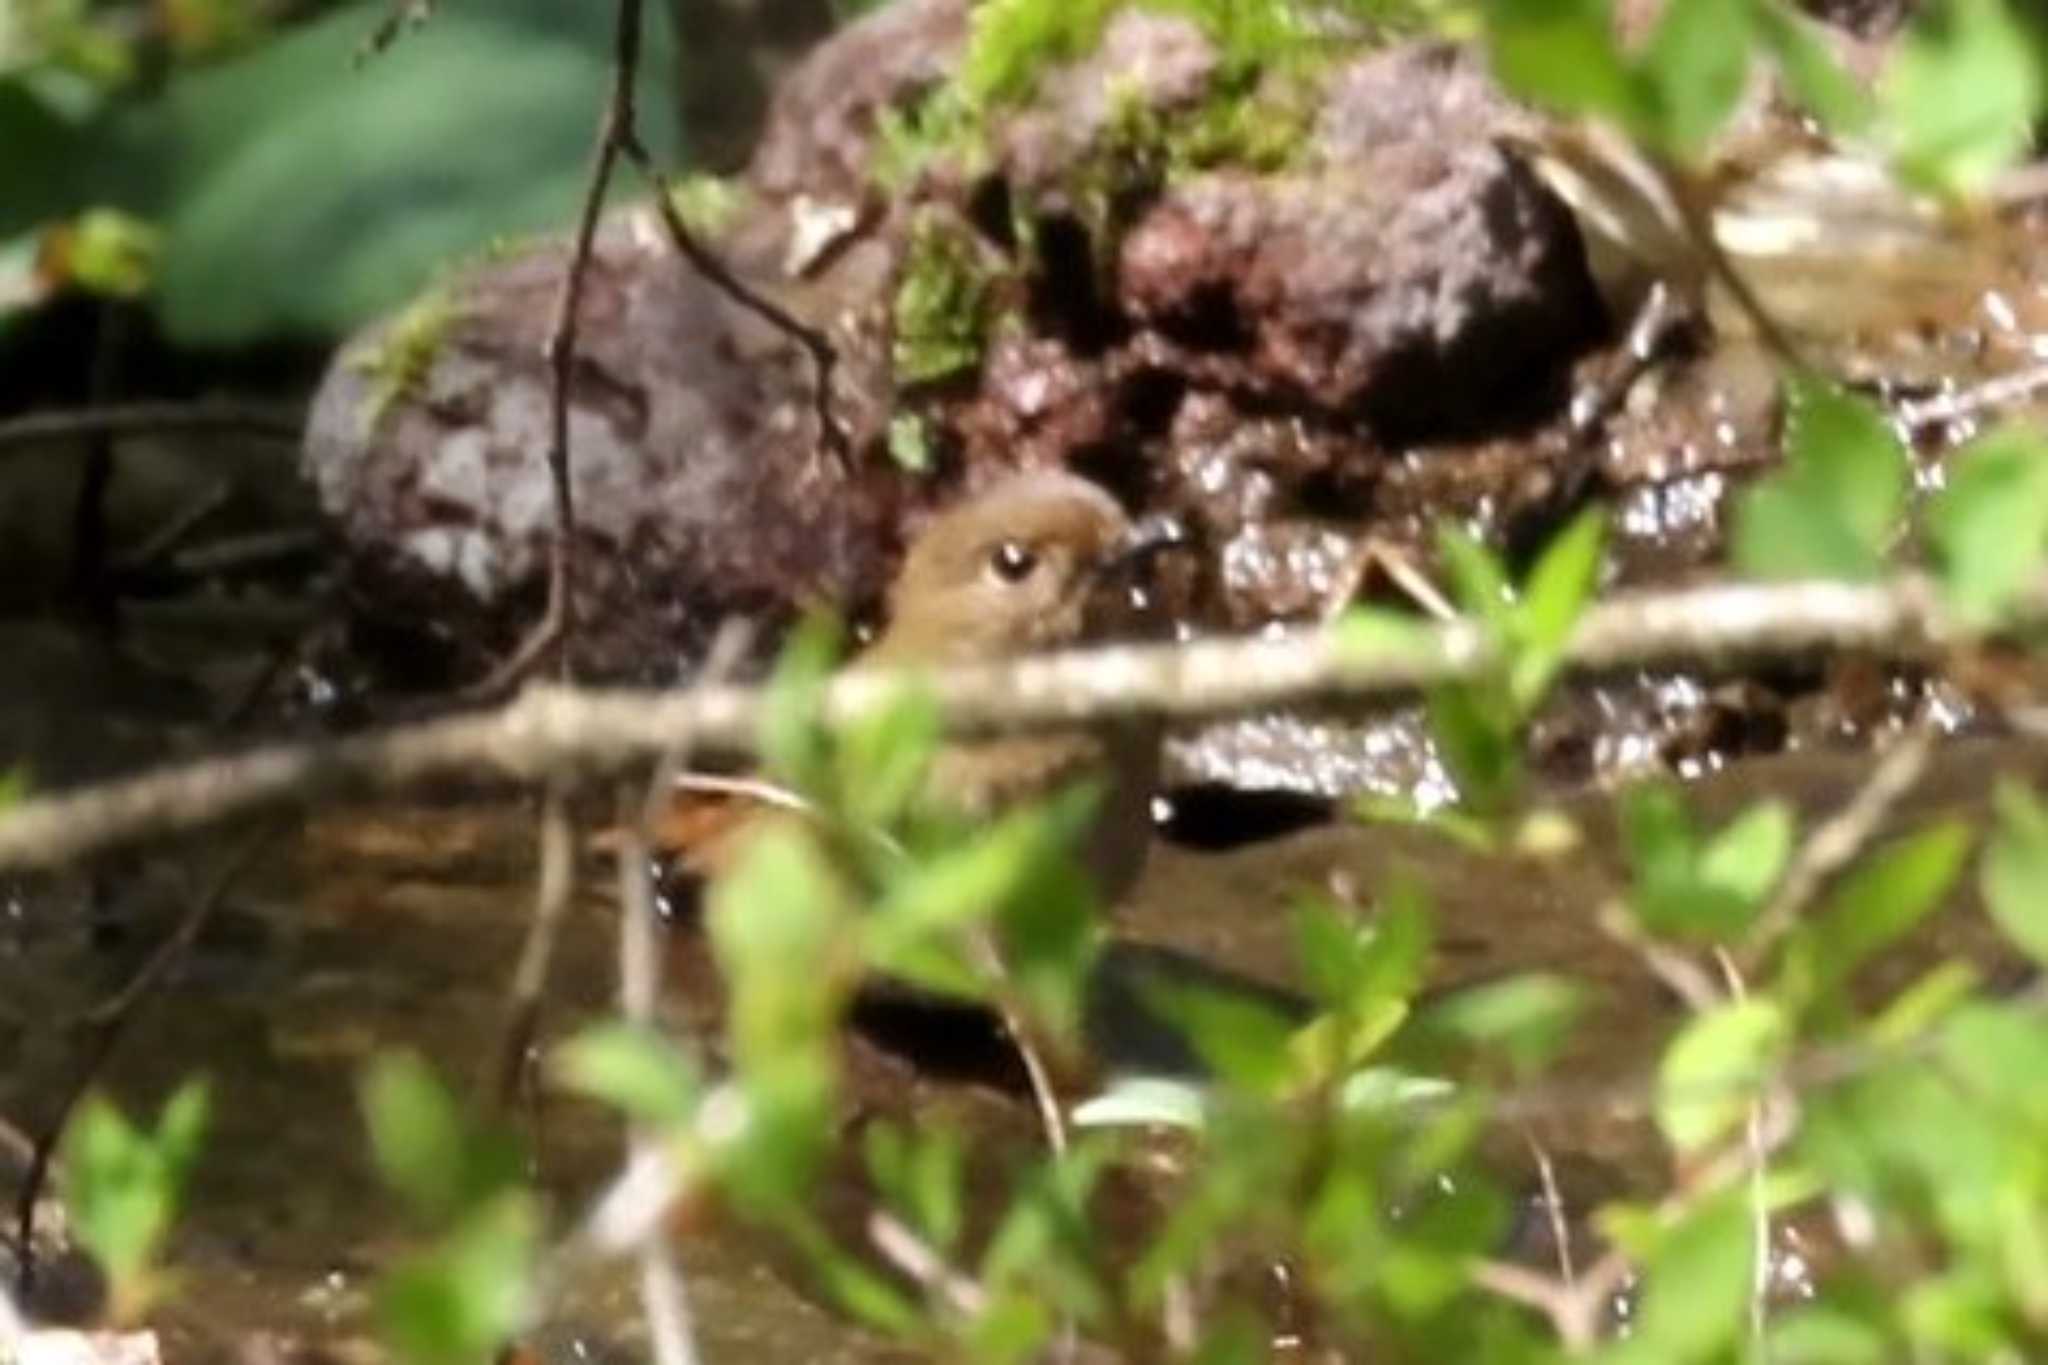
[1096, 511, 1191, 582]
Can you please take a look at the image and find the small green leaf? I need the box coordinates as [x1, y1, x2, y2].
[1984, 780, 2048, 967]
[1331, 605, 1437, 667]
[1785, 820, 1971, 1002]
[1071, 1076, 1207, 1131]
[836, 686, 940, 830]
[760, 616, 844, 798]
[1698, 799, 1794, 908]
[0, 766, 28, 808]
[1657, 998, 1788, 1156]
[1884, 0, 2044, 194]
[1928, 427, 2048, 626]
[63, 1079, 210, 1316]
[1627, 1196, 1756, 1360]
[1640, 0, 1754, 158]
[1141, 973, 1301, 1093]
[361, 1051, 468, 1223]
[863, 1120, 966, 1250]
[1510, 504, 1607, 709]
[886, 411, 935, 472]
[552, 1022, 701, 1128]
[1420, 972, 1585, 1076]
[1752, 2, 1874, 135]
[1485, 0, 1649, 135]
[1734, 376, 1908, 583]
[378, 1191, 538, 1365]
[1436, 524, 1516, 632]
[1427, 683, 1522, 814]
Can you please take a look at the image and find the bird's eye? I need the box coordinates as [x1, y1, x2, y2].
[989, 540, 1039, 584]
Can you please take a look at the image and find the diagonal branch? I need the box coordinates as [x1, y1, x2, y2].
[0, 571, 2014, 873]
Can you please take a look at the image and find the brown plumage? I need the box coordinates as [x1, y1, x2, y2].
[642, 470, 1173, 906]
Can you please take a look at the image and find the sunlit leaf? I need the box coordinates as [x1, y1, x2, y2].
[1621, 1196, 1755, 1361]
[1419, 972, 1585, 1076]
[1752, 2, 1875, 135]
[1698, 799, 1794, 908]
[863, 1120, 967, 1251]
[1436, 524, 1516, 632]
[552, 1022, 701, 1128]
[1884, 0, 2044, 195]
[63, 1079, 210, 1317]
[1510, 504, 1606, 709]
[1733, 376, 1907, 583]
[1928, 427, 2048, 626]
[1657, 997, 1787, 1156]
[1784, 821, 1971, 1004]
[1640, 0, 1753, 158]
[377, 1191, 538, 1365]
[360, 1051, 524, 1227]
[1484, 0, 1649, 136]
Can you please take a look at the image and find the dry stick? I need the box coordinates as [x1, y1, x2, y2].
[492, 783, 577, 1109]
[1714, 948, 1774, 1356]
[11, 825, 278, 1284]
[0, 403, 302, 458]
[1738, 724, 1937, 974]
[1896, 361, 2048, 431]
[0, 572, 2010, 875]
[110, 480, 232, 576]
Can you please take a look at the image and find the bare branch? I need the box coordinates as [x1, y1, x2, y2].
[0, 572, 2008, 873]
[0, 403, 301, 458]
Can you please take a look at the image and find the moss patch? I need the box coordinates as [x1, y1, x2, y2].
[891, 212, 1000, 386]
[349, 284, 460, 433]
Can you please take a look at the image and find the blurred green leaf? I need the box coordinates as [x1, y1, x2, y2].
[1331, 604, 1437, 667]
[1752, 1, 1874, 134]
[1884, 0, 2044, 195]
[1783, 821, 1970, 1004]
[58, 206, 157, 296]
[1767, 1302, 1892, 1364]
[1509, 504, 1606, 709]
[1427, 683, 1521, 814]
[63, 1078, 210, 1317]
[863, 1120, 967, 1251]
[1437, 524, 1516, 633]
[1640, 0, 1753, 158]
[1419, 972, 1584, 1076]
[1734, 376, 1908, 583]
[1071, 1076, 1208, 1131]
[378, 1191, 538, 1365]
[1622, 786, 1785, 939]
[1615, 1196, 1755, 1362]
[1657, 997, 1787, 1156]
[1700, 799, 1794, 908]
[1984, 779, 2048, 967]
[0, 766, 28, 808]
[836, 686, 940, 831]
[360, 1051, 523, 1226]
[1928, 427, 2048, 626]
[761, 616, 844, 798]
[1143, 972, 1300, 1092]
[552, 1022, 701, 1128]
[1484, 0, 1648, 136]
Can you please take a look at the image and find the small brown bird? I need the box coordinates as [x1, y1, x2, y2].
[643, 469, 1180, 906]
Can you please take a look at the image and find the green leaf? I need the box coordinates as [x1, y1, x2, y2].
[62, 1079, 210, 1313]
[1436, 524, 1516, 633]
[1419, 972, 1585, 1076]
[760, 616, 843, 798]
[1884, 0, 2044, 195]
[1509, 504, 1607, 709]
[1071, 1076, 1207, 1131]
[709, 822, 855, 1066]
[1768, 1303, 1892, 1364]
[1983, 779, 2048, 967]
[1752, 2, 1874, 135]
[1928, 427, 2048, 626]
[552, 1022, 701, 1128]
[110, 0, 685, 342]
[1698, 799, 1794, 906]
[1331, 605, 1437, 668]
[1733, 375, 1907, 583]
[361, 1051, 468, 1223]
[1784, 820, 1971, 1002]
[1640, 0, 1754, 158]
[1485, 0, 1649, 135]
[378, 1191, 538, 1365]
[1622, 1196, 1755, 1361]
[0, 766, 28, 809]
[1657, 998, 1788, 1156]
[836, 686, 940, 830]
[863, 1120, 967, 1251]
[1427, 682, 1522, 814]
[1140, 973, 1301, 1093]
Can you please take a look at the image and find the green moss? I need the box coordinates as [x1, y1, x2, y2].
[871, 0, 1422, 192]
[668, 174, 750, 237]
[349, 283, 460, 432]
[891, 213, 999, 387]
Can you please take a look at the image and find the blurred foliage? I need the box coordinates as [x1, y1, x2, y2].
[61, 1079, 210, 1321]
[2, 0, 682, 344]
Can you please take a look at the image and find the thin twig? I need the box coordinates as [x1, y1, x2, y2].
[628, 145, 852, 470]
[0, 403, 301, 458]
[491, 783, 577, 1109]
[0, 572, 2009, 874]
[110, 481, 232, 576]
[462, 0, 646, 701]
[1524, 1129, 1577, 1289]
[1739, 724, 1937, 971]
[1714, 948, 1773, 1356]
[866, 1210, 988, 1319]
[1895, 362, 2048, 431]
